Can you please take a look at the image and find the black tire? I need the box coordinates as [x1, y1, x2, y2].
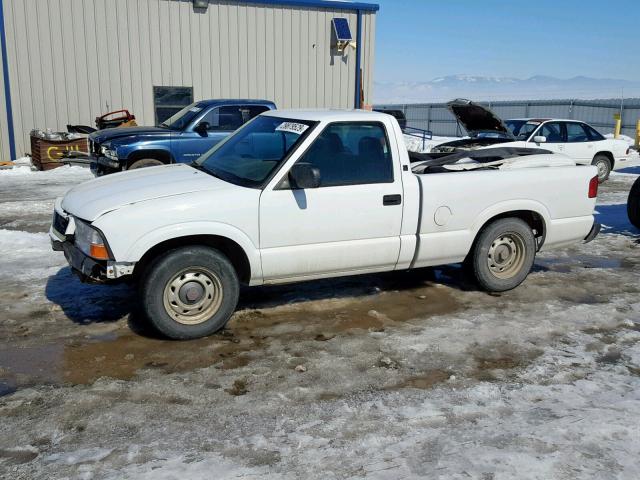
[128, 158, 164, 170]
[471, 218, 536, 292]
[141, 246, 240, 340]
[628, 177, 640, 229]
[592, 154, 611, 184]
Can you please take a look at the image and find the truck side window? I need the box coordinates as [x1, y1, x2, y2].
[298, 122, 393, 187]
[201, 105, 271, 131]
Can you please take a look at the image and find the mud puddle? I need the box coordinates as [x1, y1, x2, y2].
[0, 280, 460, 394]
[536, 253, 635, 272]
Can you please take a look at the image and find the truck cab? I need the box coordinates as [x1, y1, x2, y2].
[89, 99, 276, 176]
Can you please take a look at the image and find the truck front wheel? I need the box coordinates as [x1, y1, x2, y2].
[470, 218, 536, 292]
[141, 246, 240, 339]
[128, 158, 164, 170]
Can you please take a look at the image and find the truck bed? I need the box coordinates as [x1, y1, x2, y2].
[410, 165, 597, 268]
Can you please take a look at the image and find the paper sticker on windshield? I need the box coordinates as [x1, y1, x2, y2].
[189, 107, 203, 113]
[275, 122, 309, 135]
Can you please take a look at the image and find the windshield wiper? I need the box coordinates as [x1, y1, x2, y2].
[191, 162, 221, 179]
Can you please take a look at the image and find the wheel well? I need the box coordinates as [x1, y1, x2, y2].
[477, 210, 546, 250]
[127, 150, 172, 168]
[134, 235, 251, 284]
[594, 151, 614, 170]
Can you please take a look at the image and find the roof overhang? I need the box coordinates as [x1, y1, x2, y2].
[241, 0, 379, 12]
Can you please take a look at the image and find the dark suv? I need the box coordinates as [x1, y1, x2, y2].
[89, 99, 276, 176]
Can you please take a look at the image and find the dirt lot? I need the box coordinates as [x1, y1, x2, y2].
[1, 161, 640, 479]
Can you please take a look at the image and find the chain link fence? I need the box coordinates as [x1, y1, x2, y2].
[375, 98, 640, 139]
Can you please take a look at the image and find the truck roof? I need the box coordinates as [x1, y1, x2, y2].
[262, 109, 390, 122]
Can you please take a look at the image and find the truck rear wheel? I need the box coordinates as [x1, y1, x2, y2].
[141, 246, 240, 340]
[628, 177, 640, 229]
[470, 218, 536, 292]
[129, 158, 164, 170]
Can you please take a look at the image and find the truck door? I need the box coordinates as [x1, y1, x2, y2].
[259, 121, 403, 281]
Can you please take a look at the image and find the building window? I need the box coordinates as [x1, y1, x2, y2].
[153, 86, 194, 125]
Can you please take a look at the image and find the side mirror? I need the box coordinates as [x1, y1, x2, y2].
[289, 163, 320, 189]
[533, 135, 547, 143]
[194, 121, 210, 136]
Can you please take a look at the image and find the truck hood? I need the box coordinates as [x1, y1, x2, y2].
[62, 164, 234, 221]
[447, 99, 514, 139]
[89, 126, 171, 144]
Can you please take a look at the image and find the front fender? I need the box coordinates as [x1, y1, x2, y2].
[117, 143, 175, 163]
[124, 222, 263, 284]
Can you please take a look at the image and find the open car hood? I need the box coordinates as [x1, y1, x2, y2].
[447, 99, 513, 139]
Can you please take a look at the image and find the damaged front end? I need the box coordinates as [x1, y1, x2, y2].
[49, 201, 133, 284]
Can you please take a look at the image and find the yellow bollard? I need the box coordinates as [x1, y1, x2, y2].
[636, 119, 640, 148]
[613, 113, 621, 139]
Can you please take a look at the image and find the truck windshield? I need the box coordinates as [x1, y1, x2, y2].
[195, 116, 316, 188]
[160, 102, 206, 130]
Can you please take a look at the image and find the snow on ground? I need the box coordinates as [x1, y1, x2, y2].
[1, 161, 640, 479]
[404, 134, 460, 153]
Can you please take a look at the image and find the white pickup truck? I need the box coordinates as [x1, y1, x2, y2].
[50, 110, 600, 339]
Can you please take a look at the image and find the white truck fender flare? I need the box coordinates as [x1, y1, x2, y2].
[124, 221, 263, 283]
[471, 199, 551, 237]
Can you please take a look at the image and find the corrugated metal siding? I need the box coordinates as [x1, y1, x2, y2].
[1, 0, 376, 159]
[377, 99, 640, 138]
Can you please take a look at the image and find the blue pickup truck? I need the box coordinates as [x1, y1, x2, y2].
[89, 99, 276, 176]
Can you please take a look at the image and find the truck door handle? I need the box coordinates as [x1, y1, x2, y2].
[383, 194, 402, 206]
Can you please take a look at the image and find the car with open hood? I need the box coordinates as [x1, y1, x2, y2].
[430, 99, 631, 182]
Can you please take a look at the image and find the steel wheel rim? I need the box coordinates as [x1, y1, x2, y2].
[487, 232, 526, 279]
[596, 160, 607, 179]
[163, 268, 223, 325]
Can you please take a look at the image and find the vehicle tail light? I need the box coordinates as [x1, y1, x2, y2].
[588, 175, 598, 198]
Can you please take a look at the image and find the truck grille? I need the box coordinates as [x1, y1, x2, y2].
[53, 211, 69, 235]
[90, 139, 101, 156]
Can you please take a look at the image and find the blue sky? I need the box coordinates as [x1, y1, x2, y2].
[374, 0, 639, 82]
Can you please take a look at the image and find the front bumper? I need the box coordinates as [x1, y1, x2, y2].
[89, 155, 123, 177]
[50, 202, 130, 283]
[583, 221, 601, 243]
[50, 233, 108, 282]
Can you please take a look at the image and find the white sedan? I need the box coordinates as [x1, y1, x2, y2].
[430, 99, 631, 182]
[505, 118, 630, 181]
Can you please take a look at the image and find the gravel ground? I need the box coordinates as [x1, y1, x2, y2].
[0, 159, 639, 479]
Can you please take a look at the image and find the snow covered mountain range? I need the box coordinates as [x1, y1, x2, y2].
[374, 75, 640, 104]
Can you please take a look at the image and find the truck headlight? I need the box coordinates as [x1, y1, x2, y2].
[74, 219, 111, 260]
[104, 148, 118, 161]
